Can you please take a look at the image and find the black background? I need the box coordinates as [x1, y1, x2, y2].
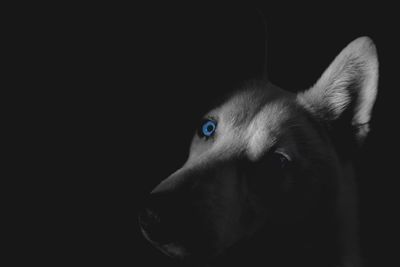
[35, 2, 399, 266]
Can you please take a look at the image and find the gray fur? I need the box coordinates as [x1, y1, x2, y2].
[139, 37, 379, 267]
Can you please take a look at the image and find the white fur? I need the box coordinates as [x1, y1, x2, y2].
[297, 37, 379, 143]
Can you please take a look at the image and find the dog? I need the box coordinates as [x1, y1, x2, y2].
[138, 36, 378, 267]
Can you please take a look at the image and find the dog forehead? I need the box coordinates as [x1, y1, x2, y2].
[216, 84, 297, 158]
[223, 89, 274, 125]
[219, 82, 293, 125]
[244, 101, 294, 159]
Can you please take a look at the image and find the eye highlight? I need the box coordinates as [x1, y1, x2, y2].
[272, 151, 291, 169]
[199, 119, 217, 138]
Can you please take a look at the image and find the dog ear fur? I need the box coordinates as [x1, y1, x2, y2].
[297, 37, 379, 145]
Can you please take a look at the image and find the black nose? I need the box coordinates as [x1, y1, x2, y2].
[138, 208, 174, 244]
[138, 192, 189, 244]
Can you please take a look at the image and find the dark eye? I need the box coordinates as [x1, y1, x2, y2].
[271, 151, 291, 169]
[199, 119, 217, 138]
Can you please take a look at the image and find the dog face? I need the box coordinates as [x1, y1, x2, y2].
[139, 37, 378, 263]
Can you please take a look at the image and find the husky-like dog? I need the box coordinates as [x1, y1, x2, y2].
[139, 37, 378, 267]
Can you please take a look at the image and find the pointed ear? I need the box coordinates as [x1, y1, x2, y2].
[297, 37, 378, 145]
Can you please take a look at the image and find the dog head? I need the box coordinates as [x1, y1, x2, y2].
[138, 37, 378, 263]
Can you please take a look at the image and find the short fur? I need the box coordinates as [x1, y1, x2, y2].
[139, 37, 378, 267]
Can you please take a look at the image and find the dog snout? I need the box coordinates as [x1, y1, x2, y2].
[138, 207, 174, 244]
[139, 192, 190, 244]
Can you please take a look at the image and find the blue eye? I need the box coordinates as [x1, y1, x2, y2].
[199, 119, 217, 138]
